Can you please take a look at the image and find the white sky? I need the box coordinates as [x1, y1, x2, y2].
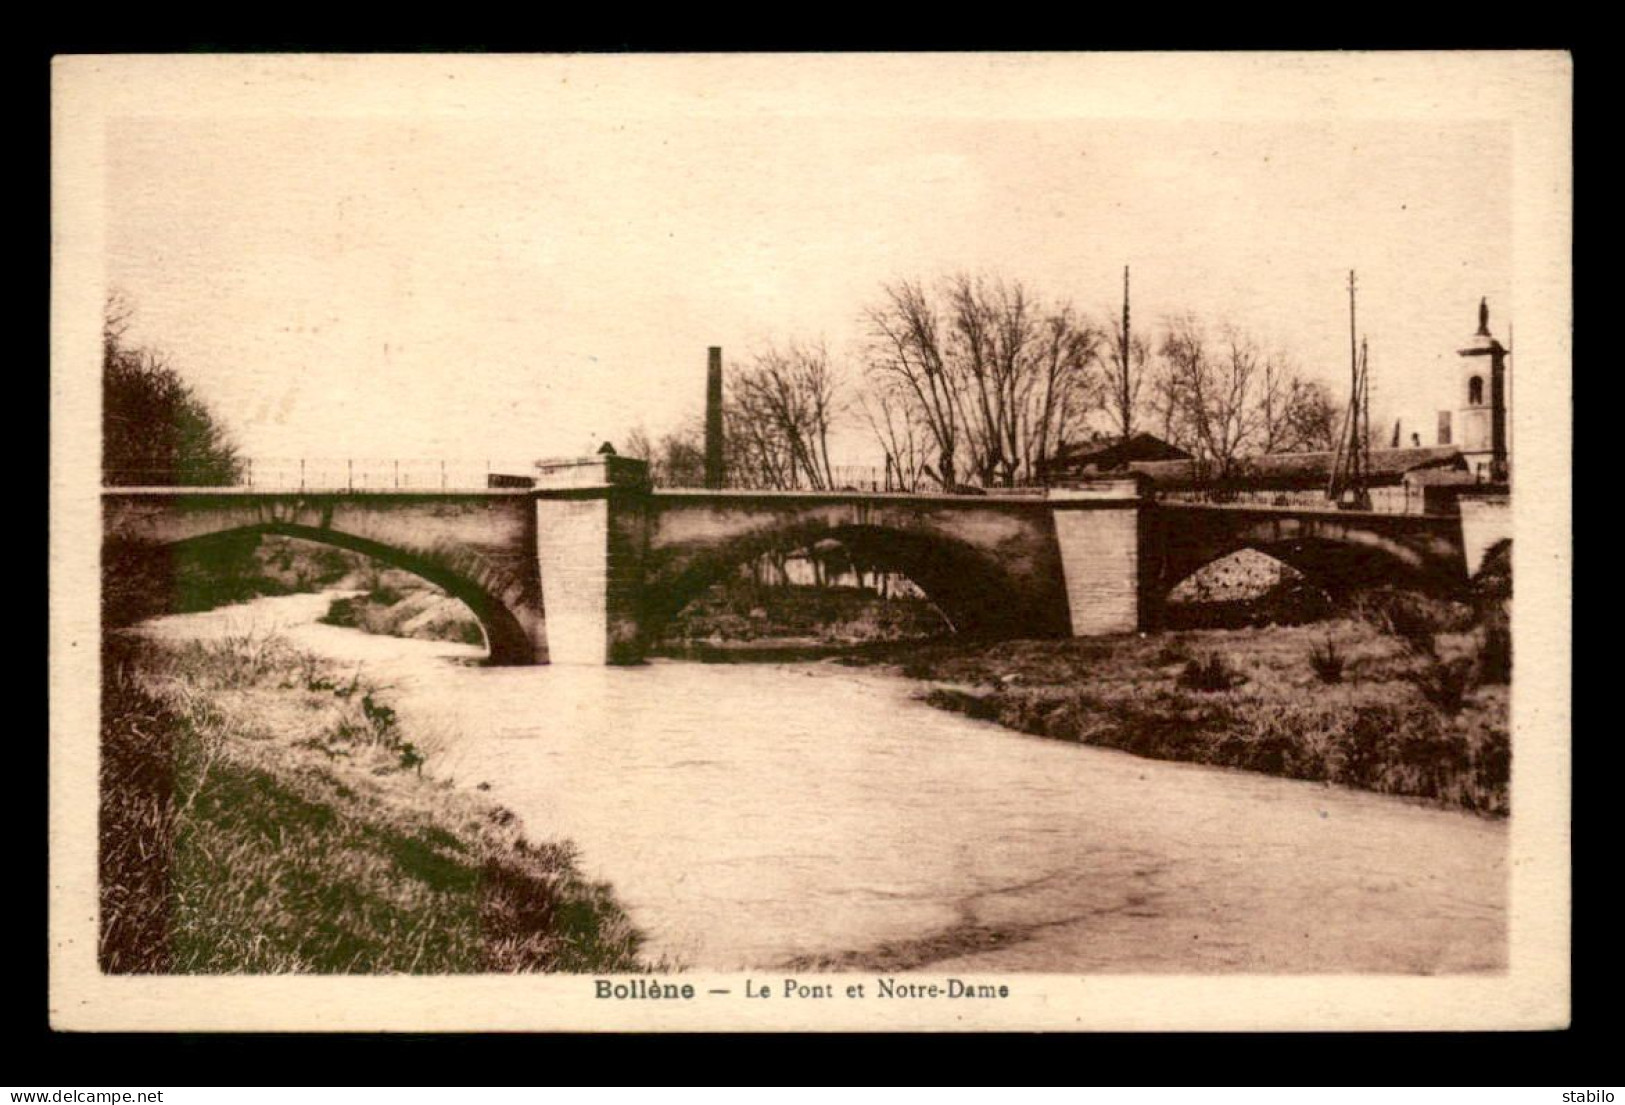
[100, 55, 1514, 468]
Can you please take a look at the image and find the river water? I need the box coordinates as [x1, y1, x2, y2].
[137, 592, 1508, 974]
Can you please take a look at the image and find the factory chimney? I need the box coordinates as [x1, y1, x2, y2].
[704, 346, 725, 489]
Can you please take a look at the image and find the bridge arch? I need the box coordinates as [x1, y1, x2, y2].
[109, 521, 539, 665]
[1156, 529, 1459, 619]
[637, 519, 1033, 648]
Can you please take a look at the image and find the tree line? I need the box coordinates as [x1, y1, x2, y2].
[99, 277, 1343, 494]
[626, 270, 1343, 491]
[103, 294, 244, 486]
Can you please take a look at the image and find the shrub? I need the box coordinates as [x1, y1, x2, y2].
[368, 582, 405, 607]
[1411, 656, 1474, 714]
[1351, 589, 1469, 656]
[319, 596, 361, 628]
[1308, 637, 1345, 684]
[1379, 602, 1437, 656]
[1177, 652, 1243, 693]
[1473, 539, 1512, 602]
[103, 296, 243, 487]
[1151, 638, 1190, 667]
[1477, 607, 1512, 684]
[360, 692, 398, 738]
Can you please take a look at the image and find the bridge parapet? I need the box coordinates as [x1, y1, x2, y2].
[533, 455, 651, 491]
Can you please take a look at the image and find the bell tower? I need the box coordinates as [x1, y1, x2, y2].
[1454, 297, 1510, 483]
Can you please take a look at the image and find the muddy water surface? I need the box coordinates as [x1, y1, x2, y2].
[138, 593, 1507, 973]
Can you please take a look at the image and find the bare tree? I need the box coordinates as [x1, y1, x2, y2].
[621, 424, 656, 463]
[651, 419, 707, 486]
[860, 378, 930, 491]
[1027, 304, 1103, 480]
[864, 280, 963, 489]
[1254, 351, 1299, 455]
[1252, 352, 1344, 456]
[863, 274, 1099, 489]
[726, 339, 843, 490]
[1158, 316, 1262, 483]
[1145, 354, 1189, 451]
[1154, 315, 1343, 490]
[1277, 377, 1341, 454]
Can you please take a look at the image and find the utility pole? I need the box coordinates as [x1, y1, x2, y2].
[1120, 264, 1132, 452]
[1358, 337, 1372, 506]
[1328, 270, 1372, 508]
[1349, 273, 1360, 498]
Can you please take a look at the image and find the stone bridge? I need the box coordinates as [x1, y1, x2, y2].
[102, 458, 1485, 665]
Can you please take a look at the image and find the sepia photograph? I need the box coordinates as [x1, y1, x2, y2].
[49, 51, 1571, 1031]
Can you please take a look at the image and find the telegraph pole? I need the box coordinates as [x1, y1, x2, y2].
[1120, 264, 1132, 452]
[1328, 270, 1372, 508]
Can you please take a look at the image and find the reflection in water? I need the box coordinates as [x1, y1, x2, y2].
[137, 593, 1508, 973]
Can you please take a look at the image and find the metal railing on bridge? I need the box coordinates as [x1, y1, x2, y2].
[104, 458, 522, 492]
[104, 459, 1442, 513]
[651, 462, 894, 493]
[103, 459, 1062, 497]
[645, 462, 1051, 496]
[1155, 485, 1443, 515]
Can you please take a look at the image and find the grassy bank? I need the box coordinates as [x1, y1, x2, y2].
[838, 599, 1510, 816]
[100, 631, 647, 973]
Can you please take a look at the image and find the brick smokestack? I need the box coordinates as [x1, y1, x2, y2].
[704, 346, 724, 489]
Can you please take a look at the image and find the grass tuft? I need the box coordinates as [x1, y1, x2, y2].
[1309, 637, 1345, 684]
[1177, 652, 1244, 693]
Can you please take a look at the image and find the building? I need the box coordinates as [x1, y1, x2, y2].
[1122, 445, 1469, 512]
[1040, 432, 1193, 482]
[1440, 298, 1511, 483]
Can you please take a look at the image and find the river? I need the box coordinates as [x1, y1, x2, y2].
[135, 592, 1508, 974]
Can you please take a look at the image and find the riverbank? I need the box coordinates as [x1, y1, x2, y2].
[112, 592, 1506, 972]
[99, 629, 648, 973]
[833, 611, 1510, 816]
[117, 534, 1510, 818]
